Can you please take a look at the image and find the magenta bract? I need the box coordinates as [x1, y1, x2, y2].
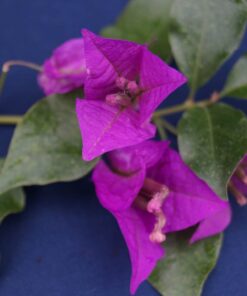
[76, 29, 187, 161]
[38, 38, 86, 95]
[92, 141, 231, 294]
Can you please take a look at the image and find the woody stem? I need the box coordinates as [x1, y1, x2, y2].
[153, 91, 221, 118]
[0, 115, 22, 125]
[153, 99, 212, 118]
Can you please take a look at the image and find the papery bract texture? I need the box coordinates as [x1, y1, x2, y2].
[76, 100, 156, 161]
[92, 140, 231, 294]
[76, 29, 187, 161]
[38, 38, 86, 95]
[146, 148, 232, 242]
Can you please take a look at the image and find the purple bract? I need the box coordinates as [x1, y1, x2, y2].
[92, 140, 231, 294]
[76, 29, 187, 161]
[38, 38, 86, 95]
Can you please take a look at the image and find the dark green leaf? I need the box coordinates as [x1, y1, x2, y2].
[178, 103, 247, 199]
[101, 0, 172, 61]
[222, 55, 247, 98]
[0, 159, 25, 221]
[0, 93, 99, 195]
[149, 230, 222, 296]
[169, 0, 247, 93]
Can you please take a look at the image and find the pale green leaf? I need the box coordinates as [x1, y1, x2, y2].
[0, 93, 98, 195]
[178, 103, 247, 199]
[149, 230, 222, 296]
[222, 55, 247, 98]
[101, 0, 173, 61]
[169, 0, 247, 92]
[0, 159, 25, 221]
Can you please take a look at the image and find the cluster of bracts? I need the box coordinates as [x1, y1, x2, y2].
[38, 29, 246, 294]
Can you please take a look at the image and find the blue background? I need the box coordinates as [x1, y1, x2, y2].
[0, 0, 247, 295]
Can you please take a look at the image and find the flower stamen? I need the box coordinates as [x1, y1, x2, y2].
[149, 210, 166, 243]
[126, 80, 139, 96]
[147, 187, 169, 244]
[105, 93, 131, 107]
[116, 76, 128, 90]
[135, 178, 169, 244]
[229, 181, 247, 206]
[236, 165, 247, 185]
[105, 76, 141, 108]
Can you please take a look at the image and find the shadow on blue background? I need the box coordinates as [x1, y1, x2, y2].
[0, 0, 247, 295]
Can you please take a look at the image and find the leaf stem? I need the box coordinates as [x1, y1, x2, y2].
[159, 119, 177, 136]
[0, 60, 42, 95]
[0, 71, 7, 94]
[153, 99, 213, 118]
[2, 60, 42, 73]
[154, 102, 190, 117]
[0, 115, 22, 125]
[187, 88, 196, 104]
[153, 118, 167, 140]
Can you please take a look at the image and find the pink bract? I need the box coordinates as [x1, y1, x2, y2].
[76, 29, 187, 161]
[38, 38, 86, 95]
[92, 140, 231, 294]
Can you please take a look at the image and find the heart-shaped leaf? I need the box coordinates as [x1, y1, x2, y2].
[101, 0, 173, 61]
[169, 0, 247, 93]
[149, 230, 222, 296]
[178, 103, 247, 199]
[221, 55, 247, 98]
[0, 93, 99, 195]
[0, 159, 25, 221]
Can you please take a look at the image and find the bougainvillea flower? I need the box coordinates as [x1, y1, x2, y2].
[229, 155, 247, 206]
[38, 38, 86, 95]
[76, 29, 187, 161]
[92, 140, 231, 294]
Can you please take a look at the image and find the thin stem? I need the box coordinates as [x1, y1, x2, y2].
[0, 71, 7, 94]
[186, 88, 196, 104]
[2, 60, 42, 73]
[153, 99, 213, 118]
[159, 119, 177, 136]
[0, 115, 22, 125]
[0, 60, 42, 95]
[153, 118, 167, 140]
[153, 102, 190, 117]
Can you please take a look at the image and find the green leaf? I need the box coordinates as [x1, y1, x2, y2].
[169, 0, 247, 93]
[0, 159, 25, 221]
[0, 93, 99, 195]
[149, 230, 222, 296]
[222, 55, 247, 98]
[178, 103, 247, 199]
[101, 0, 173, 61]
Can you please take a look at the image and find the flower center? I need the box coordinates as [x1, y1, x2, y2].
[134, 178, 169, 244]
[105, 76, 141, 108]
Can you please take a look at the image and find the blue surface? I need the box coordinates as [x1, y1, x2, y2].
[0, 0, 247, 295]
